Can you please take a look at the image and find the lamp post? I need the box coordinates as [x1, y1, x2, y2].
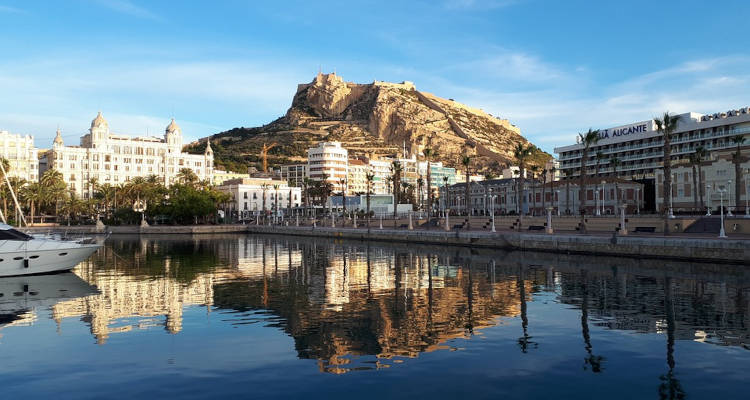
[546, 206, 554, 234]
[635, 188, 640, 215]
[745, 177, 749, 218]
[619, 204, 628, 235]
[727, 180, 733, 216]
[595, 187, 600, 216]
[556, 190, 561, 216]
[718, 188, 727, 238]
[706, 184, 712, 216]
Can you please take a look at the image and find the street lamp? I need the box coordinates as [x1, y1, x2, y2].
[635, 187, 640, 215]
[718, 188, 727, 238]
[600, 180, 605, 216]
[555, 190, 561, 216]
[595, 187, 600, 216]
[745, 177, 749, 218]
[706, 184, 712, 216]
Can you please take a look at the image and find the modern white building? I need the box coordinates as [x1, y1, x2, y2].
[40, 112, 214, 198]
[307, 142, 348, 186]
[0, 130, 39, 183]
[218, 177, 301, 220]
[554, 106, 750, 211]
[278, 164, 307, 187]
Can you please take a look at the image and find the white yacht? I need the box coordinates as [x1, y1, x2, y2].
[0, 224, 101, 277]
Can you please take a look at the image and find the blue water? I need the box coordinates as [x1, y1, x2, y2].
[0, 235, 747, 399]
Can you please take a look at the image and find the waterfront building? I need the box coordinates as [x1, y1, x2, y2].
[278, 164, 307, 187]
[443, 178, 643, 216]
[554, 107, 750, 211]
[346, 158, 368, 195]
[454, 169, 484, 184]
[40, 112, 214, 198]
[0, 130, 39, 182]
[655, 148, 750, 213]
[213, 169, 250, 185]
[218, 177, 301, 221]
[307, 142, 347, 186]
[367, 158, 392, 194]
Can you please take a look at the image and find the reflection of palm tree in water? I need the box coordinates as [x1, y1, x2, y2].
[659, 277, 685, 400]
[517, 264, 537, 352]
[581, 269, 604, 372]
[262, 239, 269, 308]
[465, 259, 474, 335]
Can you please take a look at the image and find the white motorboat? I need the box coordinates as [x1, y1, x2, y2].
[0, 224, 102, 277]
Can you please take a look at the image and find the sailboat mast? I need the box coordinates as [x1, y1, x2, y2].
[0, 162, 26, 227]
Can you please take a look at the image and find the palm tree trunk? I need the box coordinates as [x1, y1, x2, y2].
[464, 175, 470, 229]
[579, 151, 588, 232]
[426, 161, 432, 217]
[663, 136, 672, 235]
[542, 174, 547, 212]
[697, 163, 704, 210]
[691, 164, 698, 212]
[735, 153, 742, 213]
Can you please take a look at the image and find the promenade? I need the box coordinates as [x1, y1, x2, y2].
[24, 215, 750, 264]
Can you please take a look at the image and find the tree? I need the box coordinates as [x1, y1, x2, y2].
[461, 155, 471, 229]
[365, 171, 375, 223]
[423, 147, 435, 217]
[529, 164, 541, 215]
[302, 177, 311, 215]
[20, 182, 42, 225]
[610, 156, 621, 214]
[694, 146, 707, 210]
[564, 169, 571, 215]
[390, 161, 402, 221]
[40, 169, 66, 219]
[541, 168, 548, 213]
[578, 129, 600, 232]
[731, 134, 746, 212]
[338, 178, 347, 221]
[513, 143, 533, 228]
[176, 168, 199, 186]
[442, 175, 449, 214]
[654, 113, 680, 235]
[416, 176, 424, 211]
[689, 153, 699, 212]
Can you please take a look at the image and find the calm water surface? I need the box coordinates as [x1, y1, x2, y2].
[0, 235, 747, 399]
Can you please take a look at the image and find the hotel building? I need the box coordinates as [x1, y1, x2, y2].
[40, 112, 214, 198]
[307, 142, 347, 186]
[555, 106, 750, 211]
[217, 177, 302, 220]
[0, 130, 39, 182]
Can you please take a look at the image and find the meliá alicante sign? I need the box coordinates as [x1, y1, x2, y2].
[598, 120, 653, 141]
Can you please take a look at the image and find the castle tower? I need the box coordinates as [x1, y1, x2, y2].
[89, 111, 109, 148]
[164, 118, 183, 153]
[204, 138, 214, 183]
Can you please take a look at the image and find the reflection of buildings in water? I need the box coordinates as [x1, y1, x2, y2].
[53, 260, 216, 344]
[0, 273, 98, 337]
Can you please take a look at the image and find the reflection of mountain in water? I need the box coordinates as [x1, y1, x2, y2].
[3, 235, 747, 376]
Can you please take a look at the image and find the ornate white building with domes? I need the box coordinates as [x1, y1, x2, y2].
[40, 112, 214, 198]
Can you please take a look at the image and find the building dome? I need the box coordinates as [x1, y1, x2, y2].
[91, 111, 108, 129]
[166, 118, 181, 134]
[53, 128, 64, 146]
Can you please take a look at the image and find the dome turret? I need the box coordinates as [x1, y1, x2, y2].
[53, 128, 64, 146]
[91, 111, 108, 129]
[166, 118, 181, 134]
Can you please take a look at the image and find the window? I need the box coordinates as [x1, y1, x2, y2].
[243, 192, 248, 199]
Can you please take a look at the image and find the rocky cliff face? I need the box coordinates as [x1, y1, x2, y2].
[195, 72, 549, 173]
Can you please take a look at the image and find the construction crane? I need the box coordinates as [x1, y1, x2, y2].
[261, 142, 278, 173]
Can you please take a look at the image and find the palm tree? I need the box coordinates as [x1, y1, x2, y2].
[338, 178, 347, 221]
[731, 135, 746, 212]
[461, 155, 471, 228]
[20, 182, 42, 226]
[564, 169, 571, 215]
[390, 161, 403, 221]
[302, 177, 311, 216]
[513, 143, 533, 228]
[365, 171, 374, 224]
[416, 176, 424, 212]
[654, 113, 681, 235]
[423, 147, 434, 217]
[578, 129, 600, 232]
[694, 146, 707, 210]
[176, 168, 199, 186]
[261, 183, 268, 219]
[610, 156, 621, 213]
[689, 153, 699, 212]
[442, 175, 449, 215]
[529, 164, 541, 215]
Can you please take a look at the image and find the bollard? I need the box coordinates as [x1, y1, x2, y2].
[354, 213, 358, 228]
[444, 212, 450, 232]
[408, 211, 413, 230]
[379, 215, 383, 230]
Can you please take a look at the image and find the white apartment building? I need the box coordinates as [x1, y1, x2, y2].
[278, 164, 307, 187]
[346, 158, 368, 195]
[307, 142, 347, 186]
[368, 159, 392, 194]
[213, 169, 250, 185]
[40, 112, 214, 198]
[0, 130, 39, 182]
[218, 177, 301, 220]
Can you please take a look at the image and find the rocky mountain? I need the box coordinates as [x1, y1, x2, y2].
[187, 72, 550, 173]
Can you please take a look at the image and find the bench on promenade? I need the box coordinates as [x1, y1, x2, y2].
[528, 225, 545, 231]
[633, 226, 656, 233]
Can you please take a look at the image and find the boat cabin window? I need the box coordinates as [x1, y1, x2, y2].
[0, 229, 33, 241]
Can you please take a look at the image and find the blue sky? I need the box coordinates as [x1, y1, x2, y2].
[0, 0, 748, 153]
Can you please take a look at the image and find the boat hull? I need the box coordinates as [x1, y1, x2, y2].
[0, 244, 101, 277]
